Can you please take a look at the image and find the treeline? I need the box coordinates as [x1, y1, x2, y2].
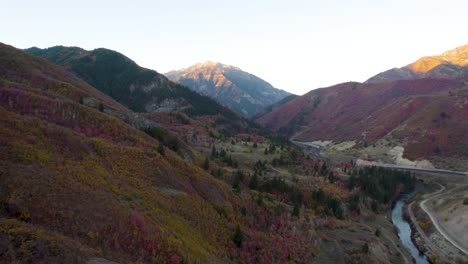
[348, 166, 416, 204]
[141, 126, 179, 152]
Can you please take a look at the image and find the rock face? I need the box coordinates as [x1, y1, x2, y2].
[166, 61, 290, 117]
[25, 46, 239, 119]
[366, 44, 468, 83]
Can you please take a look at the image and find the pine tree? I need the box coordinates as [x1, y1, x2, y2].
[248, 173, 258, 190]
[292, 203, 300, 216]
[233, 225, 244, 248]
[211, 144, 217, 157]
[203, 157, 209, 170]
[157, 143, 165, 156]
[362, 242, 369, 254]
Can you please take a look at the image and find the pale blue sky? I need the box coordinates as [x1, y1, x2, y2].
[2, 0, 467, 95]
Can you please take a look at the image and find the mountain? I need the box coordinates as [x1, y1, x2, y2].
[25, 46, 241, 120]
[165, 61, 290, 117]
[366, 44, 468, 83]
[256, 78, 468, 169]
[252, 94, 299, 120]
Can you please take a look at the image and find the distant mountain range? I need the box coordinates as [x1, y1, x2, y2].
[256, 44, 468, 168]
[25, 46, 242, 121]
[166, 61, 290, 117]
[366, 44, 468, 83]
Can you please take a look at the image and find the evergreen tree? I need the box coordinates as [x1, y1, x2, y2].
[292, 203, 300, 216]
[203, 157, 209, 170]
[248, 173, 258, 190]
[233, 225, 244, 248]
[362, 242, 369, 254]
[211, 144, 217, 157]
[157, 143, 165, 156]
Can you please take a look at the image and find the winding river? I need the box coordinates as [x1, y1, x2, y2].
[391, 190, 429, 264]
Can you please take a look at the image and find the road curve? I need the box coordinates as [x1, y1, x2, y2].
[420, 183, 468, 256]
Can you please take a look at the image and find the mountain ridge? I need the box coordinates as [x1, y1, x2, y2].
[165, 61, 290, 117]
[366, 43, 468, 83]
[25, 46, 244, 123]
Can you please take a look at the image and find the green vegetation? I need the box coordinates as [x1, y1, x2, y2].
[349, 166, 416, 204]
[141, 127, 179, 152]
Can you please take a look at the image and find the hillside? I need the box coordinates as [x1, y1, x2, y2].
[25, 46, 242, 121]
[165, 61, 290, 117]
[256, 79, 468, 169]
[366, 44, 468, 83]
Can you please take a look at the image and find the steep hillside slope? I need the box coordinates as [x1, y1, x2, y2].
[252, 94, 299, 120]
[25, 46, 241, 120]
[367, 44, 468, 83]
[1, 42, 249, 262]
[256, 79, 468, 167]
[165, 61, 290, 116]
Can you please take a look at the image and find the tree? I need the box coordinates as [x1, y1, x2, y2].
[157, 143, 165, 156]
[216, 168, 223, 179]
[203, 157, 209, 170]
[233, 225, 244, 248]
[292, 203, 300, 217]
[211, 145, 217, 157]
[256, 193, 263, 206]
[362, 242, 369, 254]
[375, 228, 380, 237]
[248, 173, 258, 190]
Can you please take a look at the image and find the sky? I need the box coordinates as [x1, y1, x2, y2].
[2, 0, 467, 95]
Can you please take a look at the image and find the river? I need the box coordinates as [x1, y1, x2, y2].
[391, 190, 429, 264]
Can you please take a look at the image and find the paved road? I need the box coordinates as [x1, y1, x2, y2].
[356, 161, 468, 177]
[419, 183, 468, 256]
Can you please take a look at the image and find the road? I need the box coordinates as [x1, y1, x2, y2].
[356, 161, 468, 177]
[419, 183, 468, 256]
[291, 141, 323, 158]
